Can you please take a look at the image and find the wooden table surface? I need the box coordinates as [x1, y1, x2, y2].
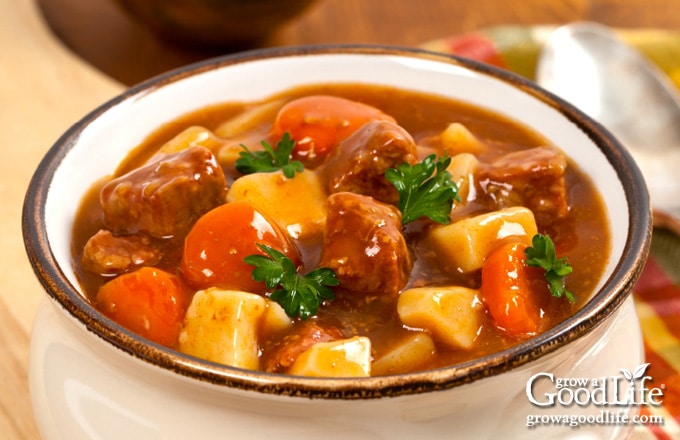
[4, 0, 680, 438]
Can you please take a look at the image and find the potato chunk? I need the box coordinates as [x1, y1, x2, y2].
[445, 153, 479, 204]
[157, 126, 224, 155]
[287, 336, 372, 377]
[261, 300, 293, 339]
[371, 331, 436, 376]
[397, 286, 483, 350]
[440, 122, 487, 156]
[427, 206, 538, 273]
[214, 101, 286, 171]
[226, 170, 327, 240]
[214, 100, 285, 138]
[178, 288, 266, 370]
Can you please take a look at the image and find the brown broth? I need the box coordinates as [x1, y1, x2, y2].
[71, 83, 610, 374]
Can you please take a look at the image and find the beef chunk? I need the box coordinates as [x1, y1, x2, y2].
[262, 320, 344, 373]
[100, 146, 227, 239]
[81, 229, 162, 275]
[319, 192, 412, 298]
[478, 146, 569, 227]
[321, 120, 417, 205]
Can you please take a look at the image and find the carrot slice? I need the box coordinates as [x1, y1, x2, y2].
[95, 266, 188, 348]
[180, 201, 300, 293]
[273, 95, 395, 167]
[480, 241, 549, 335]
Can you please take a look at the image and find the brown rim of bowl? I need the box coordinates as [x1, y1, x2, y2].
[22, 44, 652, 399]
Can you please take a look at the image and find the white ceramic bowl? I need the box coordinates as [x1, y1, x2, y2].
[23, 46, 651, 439]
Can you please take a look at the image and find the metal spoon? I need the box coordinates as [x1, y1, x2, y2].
[535, 21, 680, 234]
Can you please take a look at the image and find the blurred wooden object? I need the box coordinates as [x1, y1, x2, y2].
[37, 0, 680, 86]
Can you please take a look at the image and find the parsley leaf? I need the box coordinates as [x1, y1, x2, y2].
[525, 233, 575, 303]
[385, 154, 461, 225]
[244, 244, 338, 320]
[235, 132, 304, 178]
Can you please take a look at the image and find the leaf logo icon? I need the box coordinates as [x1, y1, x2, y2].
[620, 368, 633, 381]
[620, 363, 650, 381]
[634, 363, 650, 380]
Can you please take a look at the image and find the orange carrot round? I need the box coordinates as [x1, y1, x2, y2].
[180, 201, 300, 293]
[95, 266, 188, 348]
[480, 241, 548, 336]
[273, 95, 395, 167]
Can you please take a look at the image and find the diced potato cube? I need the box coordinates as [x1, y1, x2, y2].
[178, 288, 266, 370]
[427, 206, 537, 273]
[157, 126, 223, 155]
[214, 100, 285, 138]
[217, 141, 245, 171]
[397, 286, 483, 350]
[371, 331, 436, 376]
[446, 153, 480, 203]
[227, 170, 327, 240]
[261, 299, 293, 339]
[215, 100, 286, 171]
[215, 100, 285, 173]
[440, 122, 487, 155]
[288, 336, 372, 377]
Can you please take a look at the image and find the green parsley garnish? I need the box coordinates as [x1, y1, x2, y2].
[385, 154, 461, 225]
[235, 132, 304, 178]
[244, 244, 338, 320]
[525, 233, 575, 303]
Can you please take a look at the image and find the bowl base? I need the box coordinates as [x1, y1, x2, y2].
[29, 296, 643, 439]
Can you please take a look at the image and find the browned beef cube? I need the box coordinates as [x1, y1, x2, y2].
[100, 146, 227, 239]
[81, 229, 162, 275]
[319, 192, 412, 298]
[321, 120, 417, 205]
[262, 320, 344, 373]
[478, 146, 569, 227]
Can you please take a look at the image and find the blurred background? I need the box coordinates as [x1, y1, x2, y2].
[37, 0, 680, 85]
